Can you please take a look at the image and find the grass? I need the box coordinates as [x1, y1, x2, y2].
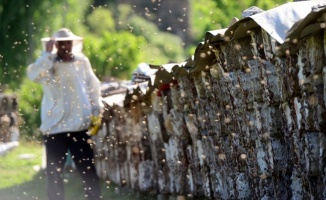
[0, 139, 157, 200]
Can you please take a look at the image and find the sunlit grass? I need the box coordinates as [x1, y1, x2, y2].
[0, 139, 43, 189]
[0, 139, 45, 200]
[0, 139, 157, 200]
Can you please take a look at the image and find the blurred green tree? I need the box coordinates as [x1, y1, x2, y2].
[84, 31, 147, 80]
[190, 0, 288, 41]
[84, 6, 147, 80]
[0, 0, 90, 91]
[16, 78, 43, 137]
[86, 7, 116, 35]
[115, 4, 186, 64]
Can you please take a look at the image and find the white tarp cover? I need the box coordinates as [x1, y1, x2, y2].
[204, 28, 228, 44]
[225, 1, 326, 44]
[149, 62, 188, 87]
[286, 5, 326, 41]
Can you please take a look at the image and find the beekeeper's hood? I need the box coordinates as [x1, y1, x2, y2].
[41, 28, 83, 55]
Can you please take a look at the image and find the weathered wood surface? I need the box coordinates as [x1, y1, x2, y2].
[94, 4, 326, 200]
[0, 94, 19, 143]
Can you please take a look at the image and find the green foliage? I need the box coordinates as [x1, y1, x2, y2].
[84, 31, 147, 80]
[16, 78, 42, 138]
[190, 0, 288, 41]
[124, 14, 158, 36]
[0, 140, 43, 189]
[63, 0, 91, 33]
[86, 7, 116, 35]
[115, 4, 133, 28]
[84, 6, 150, 80]
[139, 31, 185, 64]
[84, 4, 186, 79]
[190, 0, 221, 41]
[0, 0, 65, 90]
[115, 4, 186, 64]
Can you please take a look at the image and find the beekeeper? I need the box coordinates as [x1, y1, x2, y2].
[27, 28, 102, 200]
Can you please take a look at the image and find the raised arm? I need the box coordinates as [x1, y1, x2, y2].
[27, 40, 56, 84]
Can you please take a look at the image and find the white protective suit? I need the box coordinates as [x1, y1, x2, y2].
[27, 46, 102, 135]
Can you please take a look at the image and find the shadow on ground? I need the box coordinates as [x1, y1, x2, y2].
[0, 170, 157, 200]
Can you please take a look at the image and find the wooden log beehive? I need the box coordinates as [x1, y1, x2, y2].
[95, 2, 326, 199]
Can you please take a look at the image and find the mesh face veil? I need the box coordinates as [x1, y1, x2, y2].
[41, 28, 84, 55]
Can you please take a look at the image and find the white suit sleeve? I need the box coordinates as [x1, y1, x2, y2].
[84, 57, 103, 116]
[27, 52, 54, 83]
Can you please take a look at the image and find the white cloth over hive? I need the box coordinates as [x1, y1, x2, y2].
[225, 1, 326, 44]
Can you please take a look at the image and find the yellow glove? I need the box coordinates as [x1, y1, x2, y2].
[88, 115, 102, 136]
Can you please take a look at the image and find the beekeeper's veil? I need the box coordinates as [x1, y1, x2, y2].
[41, 28, 83, 55]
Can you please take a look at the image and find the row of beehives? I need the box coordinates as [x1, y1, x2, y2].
[94, 2, 326, 199]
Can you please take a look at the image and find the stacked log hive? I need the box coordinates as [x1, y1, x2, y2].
[0, 94, 19, 143]
[94, 3, 326, 199]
